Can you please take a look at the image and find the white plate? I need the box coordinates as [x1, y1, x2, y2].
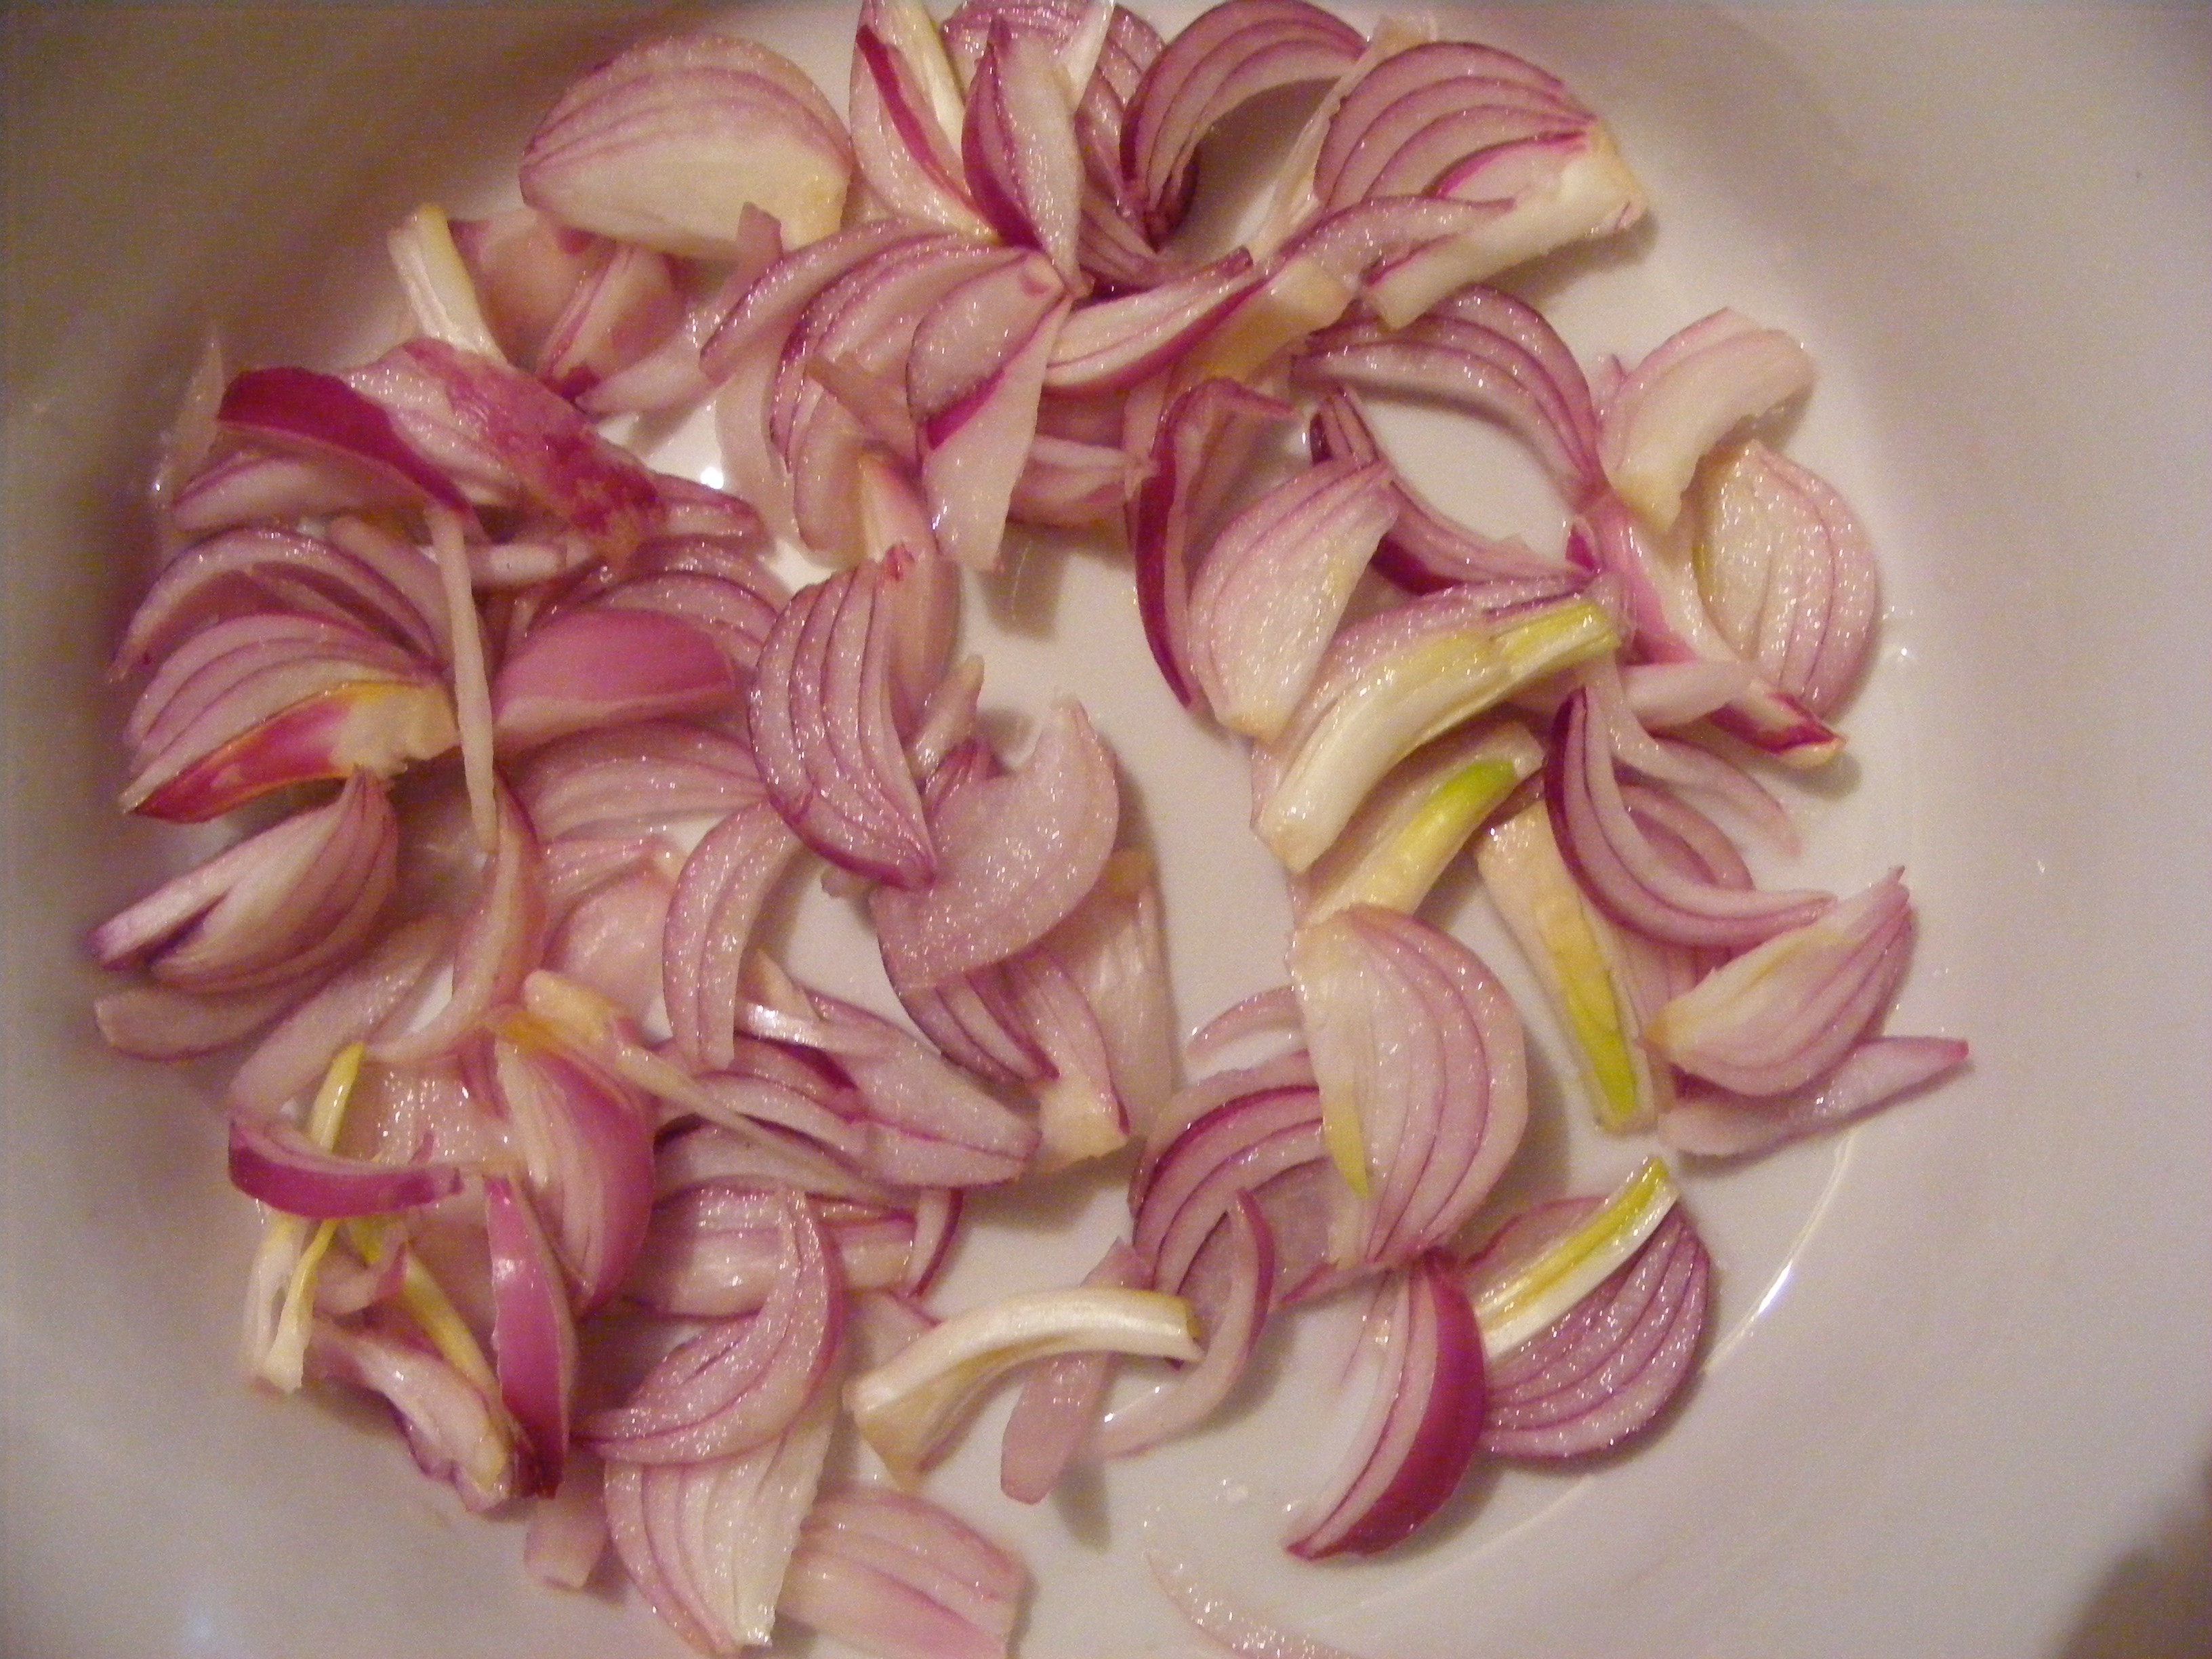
[4, 6, 2209, 1657]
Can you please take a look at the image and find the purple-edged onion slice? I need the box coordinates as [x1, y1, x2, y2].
[779, 1486, 1027, 1659]
[483, 1172, 578, 1495]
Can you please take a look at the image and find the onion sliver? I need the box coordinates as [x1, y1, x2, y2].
[484, 1172, 578, 1494]
[226, 1115, 464, 1218]
[663, 804, 804, 1073]
[1284, 1253, 1484, 1557]
[1000, 1237, 1147, 1502]
[780, 1486, 1027, 1659]
[493, 606, 736, 751]
[1290, 905, 1526, 1268]
[308, 1317, 516, 1513]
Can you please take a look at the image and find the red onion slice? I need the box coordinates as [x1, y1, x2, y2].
[627, 1182, 912, 1316]
[1290, 906, 1526, 1268]
[1313, 39, 1580, 206]
[874, 699, 1120, 989]
[1284, 1252, 1484, 1557]
[91, 772, 398, 996]
[1121, 0, 1364, 241]
[484, 1172, 579, 1495]
[94, 978, 310, 1062]
[588, 1191, 842, 1462]
[779, 1486, 1027, 1659]
[521, 34, 853, 255]
[1600, 309, 1816, 531]
[661, 804, 802, 1073]
[216, 364, 470, 512]
[512, 719, 764, 840]
[524, 1456, 609, 1589]
[1660, 1034, 1969, 1159]
[449, 205, 610, 368]
[852, 9, 992, 239]
[1132, 1080, 1322, 1297]
[537, 242, 686, 400]
[963, 21, 1086, 286]
[492, 606, 737, 751]
[226, 1116, 465, 1218]
[227, 915, 448, 1115]
[308, 1317, 517, 1513]
[489, 1016, 657, 1311]
[1479, 1206, 1708, 1458]
[1546, 687, 1832, 949]
[750, 560, 937, 888]
[1647, 871, 1917, 1097]
[604, 1389, 836, 1654]
[1692, 438, 1881, 716]
[1185, 457, 1397, 739]
[1038, 847, 1177, 1136]
[1130, 376, 1293, 703]
[1044, 250, 1260, 393]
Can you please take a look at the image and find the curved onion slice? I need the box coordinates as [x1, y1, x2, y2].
[1290, 905, 1526, 1268]
[852, 7, 992, 239]
[1659, 1034, 1969, 1159]
[1000, 1237, 1147, 1501]
[538, 242, 687, 400]
[1254, 592, 1616, 873]
[1476, 798, 1670, 1134]
[1646, 870, 1915, 1097]
[962, 21, 1086, 285]
[1186, 457, 1395, 739]
[94, 978, 310, 1062]
[1547, 687, 1831, 949]
[521, 33, 853, 255]
[588, 1191, 842, 1462]
[662, 804, 803, 1073]
[492, 606, 736, 751]
[227, 915, 448, 1115]
[604, 1389, 836, 1654]
[1599, 309, 1816, 531]
[226, 1114, 464, 1218]
[627, 1183, 913, 1316]
[216, 365, 470, 512]
[1121, 0, 1364, 240]
[1045, 250, 1260, 393]
[1692, 437, 1881, 716]
[873, 699, 1120, 991]
[1467, 1155, 1677, 1353]
[1284, 1253, 1483, 1557]
[780, 1486, 1027, 1659]
[750, 560, 936, 889]
[308, 1317, 517, 1513]
[91, 771, 397, 995]
[512, 719, 764, 840]
[483, 1172, 578, 1494]
[1131, 1078, 1322, 1298]
[489, 1012, 657, 1311]
[846, 1287, 1197, 1479]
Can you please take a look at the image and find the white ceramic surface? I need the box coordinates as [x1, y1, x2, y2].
[4, 6, 2208, 1658]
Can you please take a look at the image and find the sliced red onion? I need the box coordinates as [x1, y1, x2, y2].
[1660, 1034, 1969, 1159]
[1298, 283, 1602, 500]
[708, 220, 930, 540]
[655, 1119, 897, 1212]
[1476, 798, 1671, 1134]
[1692, 437, 1881, 716]
[1478, 1206, 1708, 1459]
[227, 1115, 465, 1218]
[779, 1486, 1026, 1659]
[626, 1182, 912, 1316]
[308, 1316, 516, 1512]
[537, 242, 686, 400]
[228, 914, 448, 1115]
[546, 863, 672, 1024]
[1546, 687, 1832, 949]
[1044, 250, 1259, 393]
[169, 447, 419, 538]
[94, 977, 310, 1061]
[91, 771, 396, 995]
[1307, 386, 1580, 598]
[1095, 1193, 1271, 1458]
[1186, 457, 1396, 739]
[1121, 0, 1364, 241]
[1005, 947, 1129, 1168]
[1647, 871, 1916, 1097]
[449, 205, 610, 368]
[1314, 41, 1582, 203]
[603, 1389, 836, 1653]
[112, 525, 441, 676]
[1132, 1079, 1322, 1297]
[374, 784, 546, 1066]
[490, 1016, 657, 1311]
[874, 699, 1120, 990]
[797, 989, 1039, 1188]
[590, 1191, 842, 1462]
[1618, 657, 1756, 729]
[520, 33, 853, 255]
[897, 960, 1054, 1087]
[1254, 591, 1617, 873]
[217, 365, 470, 512]
[1285, 1252, 1484, 1557]
[512, 718, 764, 840]
[1038, 847, 1176, 1136]
[698, 1036, 872, 1159]
[877, 537, 962, 736]
[1184, 984, 1303, 1069]
[1291, 906, 1527, 1268]
[598, 566, 783, 685]
[1130, 377, 1292, 703]
[918, 279, 1071, 573]
[852, 5, 991, 239]
[750, 560, 936, 888]
[389, 203, 510, 364]
[963, 22, 1086, 285]
[1600, 309, 1816, 531]
[492, 606, 736, 751]
[1000, 1237, 1147, 1501]
[661, 804, 802, 1072]
[484, 1172, 578, 1494]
